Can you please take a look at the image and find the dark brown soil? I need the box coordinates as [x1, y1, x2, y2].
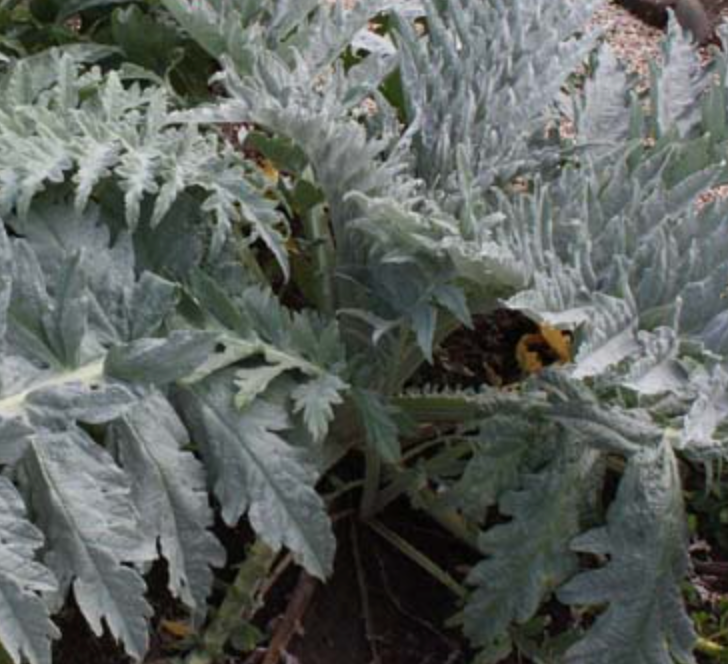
[409, 309, 539, 390]
[52, 598, 133, 664]
[281, 510, 477, 664]
[51, 562, 187, 664]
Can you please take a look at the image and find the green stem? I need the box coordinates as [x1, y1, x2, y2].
[373, 468, 424, 514]
[359, 445, 382, 519]
[325, 478, 365, 505]
[401, 434, 459, 463]
[367, 519, 467, 600]
[303, 204, 336, 316]
[187, 540, 276, 664]
[386, 324, 409, 395]
[375, 439, 470, 514]
[394, 393, 489, 424]
[696, 637, 728, 660]
[412, 487, 480, 551]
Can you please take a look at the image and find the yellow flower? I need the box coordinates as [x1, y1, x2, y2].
[516, 324, 572, 374]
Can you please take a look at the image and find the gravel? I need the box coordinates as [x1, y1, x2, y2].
[591, 1, 728, 205]
[591, 2, 665, 80]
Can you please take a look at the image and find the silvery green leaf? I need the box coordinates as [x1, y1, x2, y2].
[444, 416, 542, 521]
[185, 283, 349, 424]
[108, 393, 225, 619]
[7, 201, 179, 345]
[105, 331, 223, 385]
[620, 328, 689, 396]
[128, 273, 179, 341]
[651, 15, 709, 138]
[433, 284, 472, 328]
[116, 145, 161, 230]
[22, 429, 152, 660]
[6, 240, 57, 367]
[177, 371, 335, 579]
[23, 382, 137, 426]
[0, 223, 11, 393]
[44, 251, 88, 368]
[393, 0, 600, 198]
[352, 388, 400, 464]
[679, 364, 728, 460]
[73, 141, 120, 214]
[0, 57, 276, 254]
[559, 444, 695, 664]
[352, 28, 396, 57]
[575, 47, 631, 150]
[0, 359, 107, 426]
[0, 416, 34, 466]
[187, 269, 252, 336]
[0, 477, 59, 664]
[160, 0, 232, 60]
[291, 373, 348, 443]
[540, 382, 662, 457]
[411, 303, 436, 362]
[234, 362, 292, 410]
[465, 447, 600, 650]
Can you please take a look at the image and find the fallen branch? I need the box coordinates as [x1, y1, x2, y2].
[262, 571, 319, 664]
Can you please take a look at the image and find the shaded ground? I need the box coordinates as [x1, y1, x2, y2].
[409, 310, 537, 390]
[275, 509, 477, 664]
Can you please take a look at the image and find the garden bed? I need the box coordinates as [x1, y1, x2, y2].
[2, 2, 728, 664]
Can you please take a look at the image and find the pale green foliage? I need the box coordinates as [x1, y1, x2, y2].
[443, 416, 536, 520]
[22, 429, 153, 660]
[183, 277, 350, 443]
[559, 445, 695, 664]
[178, 371, 335, 578]
[352, 388, 401, 463]
[2, 1, 728, 663]
[380, 8, 728, 664]
[394, 0, 601, 202]
[0, 207, 181, 661]
[0, 189, 343, 660]
[162, 3, 728, 661]
[500, 142, 728, 468]
[107, 394, 226, 619]
[572, 47, 633, 150]
[0, 51, 282, 258]
[650, 18, 711, 138]
[464, 445, 598, 649]
[293, 373, 347, 442]
[0, 477, 58, 664]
